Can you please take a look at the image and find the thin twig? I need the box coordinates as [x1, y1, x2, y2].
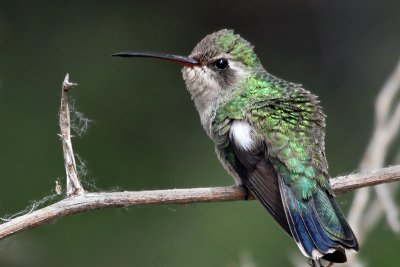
[346, 58, 400, 266]
[329, 165, 400, 194]
[363, 150, 400, 235]
[0, 166, 399, 241]
[375, 184, 400, 232]
[348, 59, 400, 232]
[364, 184, 399, 235]
[60, 73, 84, 196]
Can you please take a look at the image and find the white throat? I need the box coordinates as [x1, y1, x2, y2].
[182, 61, 250, 136]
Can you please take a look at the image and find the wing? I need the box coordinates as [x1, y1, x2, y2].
[214, 119, 291, 235]
[213, 75, 358, 263]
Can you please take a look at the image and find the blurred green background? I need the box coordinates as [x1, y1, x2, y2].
[1, 1, 400, 266]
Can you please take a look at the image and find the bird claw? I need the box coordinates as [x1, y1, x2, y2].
[241, 186, 250, 200]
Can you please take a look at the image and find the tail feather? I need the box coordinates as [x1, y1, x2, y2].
[278, 177, 358, 263]
[280, 179, 316, 257]
[314, 189, 359, 249]
[280, 178, 335, 258]
[328, 197, 359, 249]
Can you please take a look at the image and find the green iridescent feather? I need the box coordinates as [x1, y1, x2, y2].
[214, 74, 331, 199]
[115, 28, 359, 263]
[216, 30, 260, 67]
[204, 29, 358, 263]
[212, 71, 357, 260]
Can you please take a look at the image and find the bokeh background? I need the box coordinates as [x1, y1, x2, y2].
[1, 1, 400, 266]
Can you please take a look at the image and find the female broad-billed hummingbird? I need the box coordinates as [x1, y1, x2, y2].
[113, 29, 358, 265]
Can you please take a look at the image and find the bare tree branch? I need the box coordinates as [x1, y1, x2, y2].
[0, 166, 399, 241]
[331, 165, 400, 194]
[60, 74, 84, 196]
[1, 71, 400, 267]
[346, 58, 400, 266]
[364, 184, 399, 234]
[363, 150, 400, 235]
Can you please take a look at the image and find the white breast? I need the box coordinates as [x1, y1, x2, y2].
[229, 121, 255, 151]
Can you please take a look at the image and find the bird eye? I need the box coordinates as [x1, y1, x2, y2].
[214, 58, 229, 70]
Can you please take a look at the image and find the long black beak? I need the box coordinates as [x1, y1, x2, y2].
[112, 51, 199, 66]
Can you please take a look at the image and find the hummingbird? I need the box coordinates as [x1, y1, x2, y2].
[113, 29, 359, 265]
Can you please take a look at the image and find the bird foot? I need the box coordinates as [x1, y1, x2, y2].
[241, 185, 250, 200]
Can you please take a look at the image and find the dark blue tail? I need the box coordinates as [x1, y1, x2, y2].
[279, 177, 358, 263]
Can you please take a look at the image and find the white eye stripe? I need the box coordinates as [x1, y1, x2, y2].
[228, 61, 250, 79]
